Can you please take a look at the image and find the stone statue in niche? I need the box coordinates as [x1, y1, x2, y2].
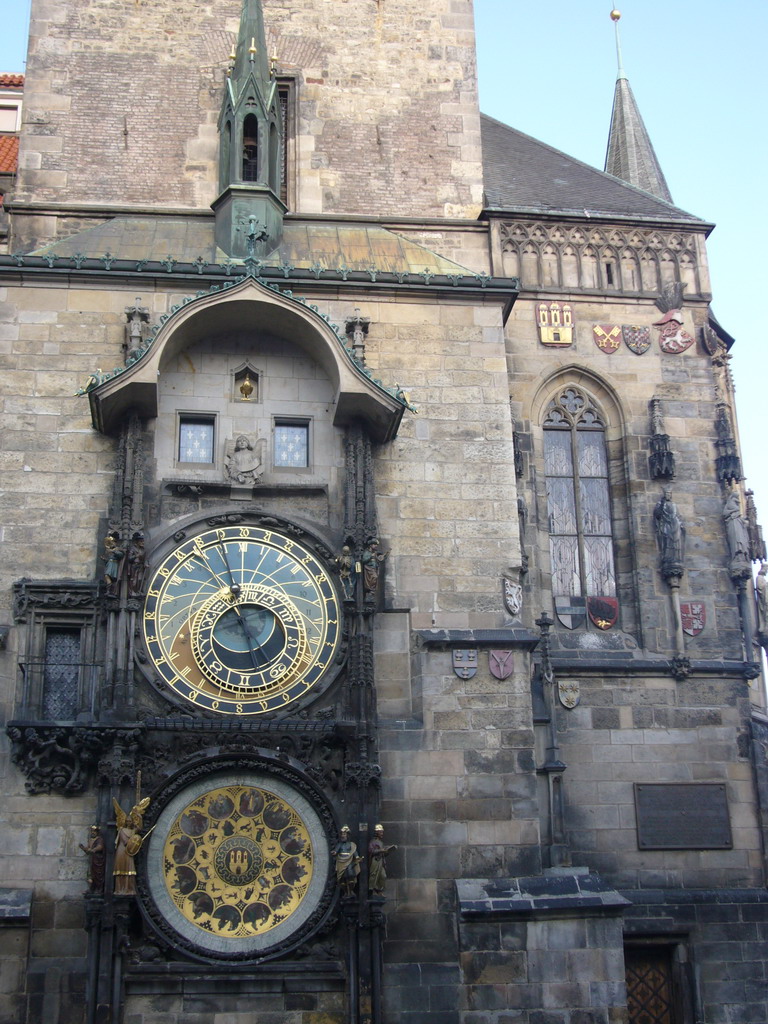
[126, 532, 146, 598]
[113, 795, 151, 897]
[337, 545, 355, 602]
[723, 490, 751, 577]
[224, 434, 265, 486]
[653, 489, 685, 580]
[123, 301, 149, 364]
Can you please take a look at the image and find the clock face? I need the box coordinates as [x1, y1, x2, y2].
[143, 525, 342, 715]
[143, 771, 332, 959]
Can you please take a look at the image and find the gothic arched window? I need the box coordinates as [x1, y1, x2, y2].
[543, 387, 616, 599]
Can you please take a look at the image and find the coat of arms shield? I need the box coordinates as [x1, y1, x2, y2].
[489, 650, 514, 681]
[593, 324, 622, 354]
[681, 601, 706, 636]
[554, 595, 586, 630]
[622, 325, 651, 355]
[452, 649, 477, 679]
[586, 596, 619, 630]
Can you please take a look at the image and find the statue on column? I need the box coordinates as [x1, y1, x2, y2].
[368, 824, 396, 897]
[653, 489, 685, 580]
[79, 825, 106, 894]
[334, 825, 361, 898]
[756, 563, 768, 642]
[113, 796, 151, 896]
[723, 490, 751, 577]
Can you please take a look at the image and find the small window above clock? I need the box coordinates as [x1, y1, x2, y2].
[273, 420, 309, 469]
[178, 415, 215, 465]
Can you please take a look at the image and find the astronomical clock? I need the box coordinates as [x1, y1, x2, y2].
[142, 523, 343, 716]
[134, 516, 348, 961]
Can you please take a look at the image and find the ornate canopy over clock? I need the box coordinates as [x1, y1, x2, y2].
[142, 521, 343, 715]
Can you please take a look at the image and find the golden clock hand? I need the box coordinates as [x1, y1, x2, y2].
[217, 543, 241, 597]
[193, 543, 231, 593]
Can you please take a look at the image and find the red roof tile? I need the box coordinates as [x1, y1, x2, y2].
[0, 134, 19, 174]
[0, 74, 24, 89]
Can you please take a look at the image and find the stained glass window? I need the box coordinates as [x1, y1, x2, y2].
[42, 628, 80, 720]
[179, 417, 215, 464]
[544, 388, 616, 599]
[274, 423, 308, 468]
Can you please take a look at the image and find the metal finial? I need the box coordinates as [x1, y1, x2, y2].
[611, 9, 626, 80]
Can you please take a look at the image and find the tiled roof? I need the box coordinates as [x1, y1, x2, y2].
[34, 216, 478, 275]
[0, 74, 24, 89]
[481, 114, 703, 224]
[0, 135, 19, 175]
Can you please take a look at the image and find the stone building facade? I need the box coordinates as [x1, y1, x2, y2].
[0, 2, 766, 1023]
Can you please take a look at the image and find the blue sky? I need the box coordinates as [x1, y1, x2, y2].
[2, 0, 766, 523]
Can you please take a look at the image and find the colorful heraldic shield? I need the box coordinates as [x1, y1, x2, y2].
[586, 596, 619, 630]
[592, 324, 622, 354]
[146, 774, 330, 958]
[622, 325, 651, 355]
[488, 650, 514, 681]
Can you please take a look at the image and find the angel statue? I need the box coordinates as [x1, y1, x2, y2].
[113, 794, 151, 896]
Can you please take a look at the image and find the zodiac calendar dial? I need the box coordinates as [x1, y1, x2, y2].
[144, 772, 333, 958]
[143, 525, 342, 715]
[163, 785, 313, 939]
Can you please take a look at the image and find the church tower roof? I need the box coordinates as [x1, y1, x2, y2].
[603, 10, 673, 204]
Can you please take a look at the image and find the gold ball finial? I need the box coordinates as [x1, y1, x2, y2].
[610, 9, 621, 21]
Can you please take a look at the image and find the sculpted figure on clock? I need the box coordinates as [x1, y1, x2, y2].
[224, 433, 264, 486]
[334, 825, 361, 898]
[79, 825, 106, 894]
[368, 824, 397, 896]
[113, 796, 151, 896]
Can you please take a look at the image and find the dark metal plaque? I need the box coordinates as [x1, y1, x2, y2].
[634, 783, 732, 850]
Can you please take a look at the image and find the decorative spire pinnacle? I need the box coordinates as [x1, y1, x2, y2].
[213, 0, 285, 258]
[610, 9, 626, 81]
[230, 0, 271, 93]
[604, 9, 673, 203]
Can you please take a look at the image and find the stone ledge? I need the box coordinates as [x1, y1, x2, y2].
[415, 628, 539, 650]
[0, 888, 33, 923]
[457, 873, 630, 918]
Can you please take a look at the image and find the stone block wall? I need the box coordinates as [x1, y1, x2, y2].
[623, 889, 768, 1024]
[15, 0, 482, 239]
[553, 672, 763, 890]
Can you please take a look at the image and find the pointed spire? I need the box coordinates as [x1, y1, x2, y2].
[604, 10, 673, 204]
[230, 0, 272, 97]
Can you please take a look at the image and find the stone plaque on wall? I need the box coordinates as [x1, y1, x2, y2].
[634, 783, 732, 850]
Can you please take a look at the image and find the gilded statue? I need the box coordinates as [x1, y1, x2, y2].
[113, 795, 151, 896]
